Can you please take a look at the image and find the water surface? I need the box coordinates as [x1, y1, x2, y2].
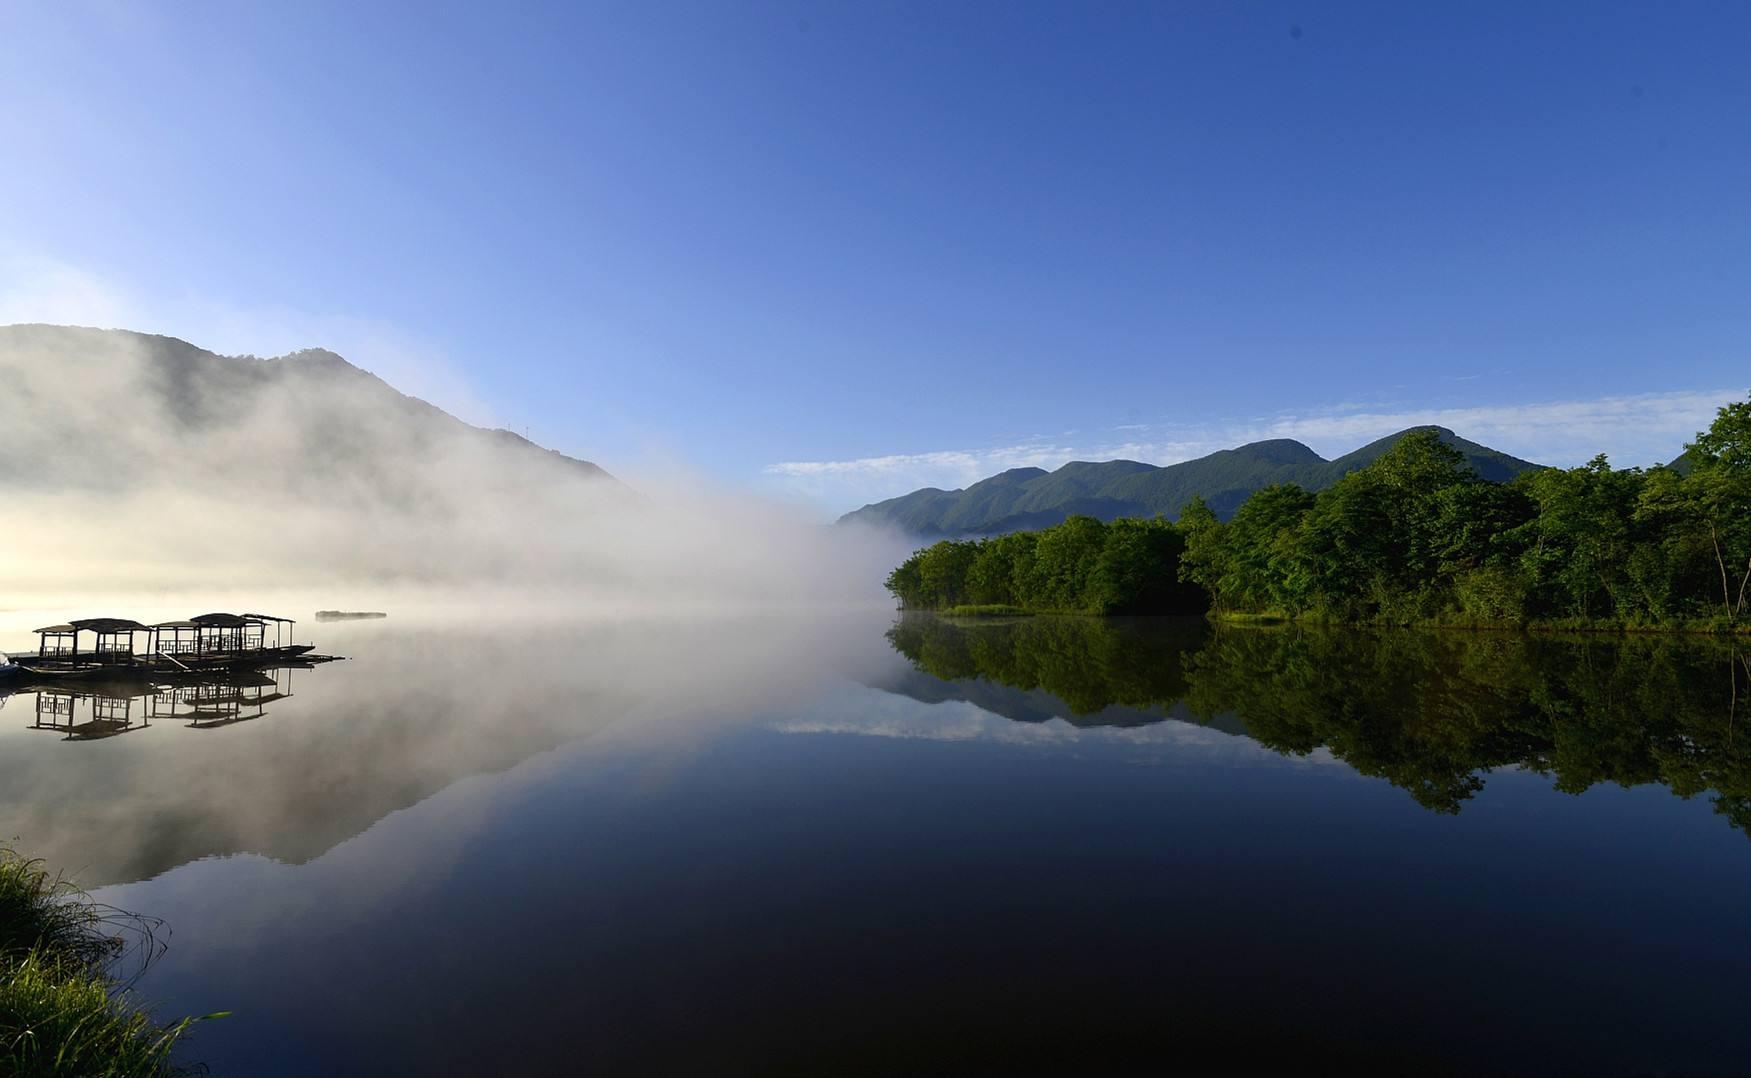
[4, 613, 1750, 1075]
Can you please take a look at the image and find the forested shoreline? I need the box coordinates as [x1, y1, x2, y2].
[886, 396, 1751, 631]
[883, 515, 1208, 615]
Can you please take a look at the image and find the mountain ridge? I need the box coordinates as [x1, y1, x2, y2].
[840, 427, 1542, 537]
[0, 323, 615, 492]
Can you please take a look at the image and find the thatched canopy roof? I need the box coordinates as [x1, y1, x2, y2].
[70, 618, 148, 633]
[240, 613, 295, 623]
[190, 613, 260, 628]
[34, 625, 75, 635]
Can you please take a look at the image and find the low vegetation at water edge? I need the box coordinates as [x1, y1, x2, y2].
[0, 848, 216, 1077]
[887, 395, 1751, 631]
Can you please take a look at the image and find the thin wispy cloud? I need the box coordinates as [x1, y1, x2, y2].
[768, 388, 1743, 511]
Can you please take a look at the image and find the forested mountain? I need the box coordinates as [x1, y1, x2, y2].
[840, 428, 1540, 536]
[885, 401, 1751, 631]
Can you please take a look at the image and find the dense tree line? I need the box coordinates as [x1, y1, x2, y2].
[1180, 396, 1751, 627]
[887, 395, 1751, 629]
[884, 516, 1208, 615]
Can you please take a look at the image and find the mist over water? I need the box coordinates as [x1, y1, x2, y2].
[0, 326, 913, 901]
[0, 610, 897, 887]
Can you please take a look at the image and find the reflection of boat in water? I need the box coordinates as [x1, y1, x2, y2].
[22, 663, 314, 739]
[11, 613, 334, 682]
[147, 669, 298, 729]
[29, 683, 154, 740]
[14, 663, 118, 682]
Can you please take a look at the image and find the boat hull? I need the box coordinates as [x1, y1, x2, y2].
[14, 645, 320, 682]
[144, 645, 315, 672]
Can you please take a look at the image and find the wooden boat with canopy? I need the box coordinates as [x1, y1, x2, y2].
[14, 613, 318, 678]
[143, 613, 313, 671]
[15, 618, 152, 679]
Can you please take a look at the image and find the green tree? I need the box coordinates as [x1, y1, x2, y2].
[885, 516, 1203, 614]
[1088, 518, 1202, 614]
[1631, 466, 1718, 621]
[1682, 395, 1751, 620]
[885, 553, 925, 607]
[965, 534, 1020, 606]
[1287, 470, 1397, 616]
[910, 540, 979, 607]
[1218, 484, 1315, 612]
[1517, 457, 1645, 619]
[1175, 495, 1230, 604]
[1026, 515, 1108, 611]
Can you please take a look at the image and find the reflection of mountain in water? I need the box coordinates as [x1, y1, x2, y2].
[883, 614, 1751, 835]
[875, 615, 1248, 735]
[0, 616, 870, 888]
[885, 613, 1202, 718]
[0, 633, 635, 886]
[873, 665, 1183, 729]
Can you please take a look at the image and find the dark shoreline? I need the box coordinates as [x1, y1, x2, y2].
[901, 606, 1751, 638]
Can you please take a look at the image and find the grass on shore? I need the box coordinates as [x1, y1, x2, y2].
[1206, 611, 1291, 626]
[928, 603, 1140, 617]
[1209, 608, 1751, 635]
[0, 848, 217, 1077]
[939, 604, 1033, 617]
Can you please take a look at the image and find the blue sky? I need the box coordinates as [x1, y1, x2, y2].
[2, 2, 1747, 513]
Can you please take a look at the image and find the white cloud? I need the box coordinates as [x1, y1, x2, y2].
[769, 387, 1743, 511]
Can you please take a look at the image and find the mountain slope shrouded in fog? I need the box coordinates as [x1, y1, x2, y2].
[0, 324, 897, 602]
[839, 430, 1542, 537]
[0, 324, 614, 498]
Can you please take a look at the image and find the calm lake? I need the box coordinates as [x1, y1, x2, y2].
[4, 611, 1751, 1075]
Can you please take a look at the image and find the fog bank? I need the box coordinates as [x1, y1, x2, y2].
[0, 324, 908, 621]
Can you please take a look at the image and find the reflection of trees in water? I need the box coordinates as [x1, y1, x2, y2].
[885, 614, 1208, 717]
[887, 614, 1751, 833]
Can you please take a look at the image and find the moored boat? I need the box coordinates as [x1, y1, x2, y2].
[11, 613, 329, 681]
[11, 662, 117, 680]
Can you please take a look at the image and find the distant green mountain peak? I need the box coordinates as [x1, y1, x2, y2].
[839, 427, 1542, 536]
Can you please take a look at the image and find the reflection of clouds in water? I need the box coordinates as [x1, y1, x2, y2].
[93, 752, 544, 948]
[774, 684, 1346, 771]
[781, 694, 1082, 745]
[92, 677, 1352, 959]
